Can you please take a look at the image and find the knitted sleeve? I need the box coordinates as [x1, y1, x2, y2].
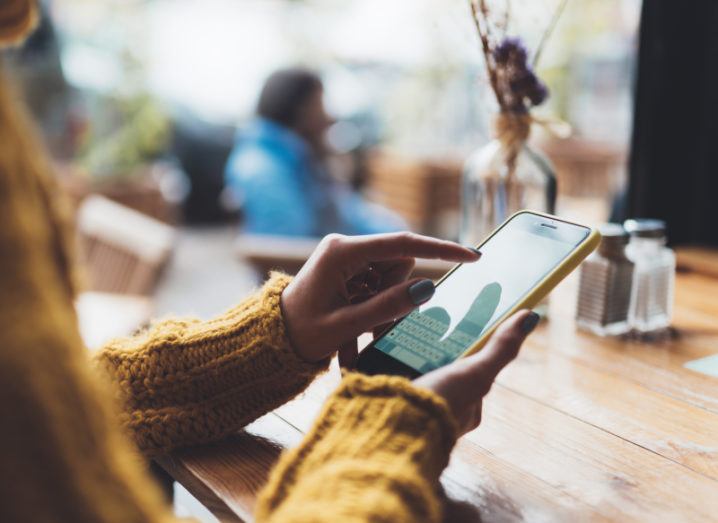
[94, 273, 328, 457]
[255, 373, 459, 523]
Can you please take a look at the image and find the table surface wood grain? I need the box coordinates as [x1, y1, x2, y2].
[157, 266, 718, 523]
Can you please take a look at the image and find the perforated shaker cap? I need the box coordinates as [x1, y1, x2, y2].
[597, 223, 629, 256]
[599, 223, 629, 241]
[624, 219, 666, 239]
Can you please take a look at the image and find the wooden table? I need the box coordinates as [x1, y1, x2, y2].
[158, 269, 718, 522]
[677, 247, 718, 279]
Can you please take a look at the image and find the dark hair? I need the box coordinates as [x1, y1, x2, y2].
[256, 68, 323, 128]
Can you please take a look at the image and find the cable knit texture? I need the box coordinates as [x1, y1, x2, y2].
[0, 49, 460, 522]
[255, 373, 458, 522]
[95, 273, 328, 456]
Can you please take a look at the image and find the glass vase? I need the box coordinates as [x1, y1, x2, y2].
[460, 138, 557, 247]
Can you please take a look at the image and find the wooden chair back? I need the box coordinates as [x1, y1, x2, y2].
[77, 195, 175, 295]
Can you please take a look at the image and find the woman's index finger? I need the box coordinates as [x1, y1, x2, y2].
[346, 232, 480, 265]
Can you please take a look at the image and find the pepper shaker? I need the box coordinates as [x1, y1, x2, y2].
[576, 223, 634, 336]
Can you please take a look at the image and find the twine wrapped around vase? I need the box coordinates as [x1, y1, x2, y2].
[493, 111, 532, 181]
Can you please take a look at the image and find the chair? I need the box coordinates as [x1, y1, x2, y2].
[365, 152, 462, 238]
[77, 195, 176, 295]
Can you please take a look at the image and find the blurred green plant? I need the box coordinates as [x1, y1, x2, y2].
[78, 92, 170, 180]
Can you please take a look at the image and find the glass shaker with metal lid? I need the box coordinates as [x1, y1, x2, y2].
[624, 219, 675, 334]
[576, 223, 634, 336]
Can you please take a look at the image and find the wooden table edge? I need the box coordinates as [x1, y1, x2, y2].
[155, 454, 246, 523]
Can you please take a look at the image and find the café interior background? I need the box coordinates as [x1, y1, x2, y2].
[2, 0, 639, 316]
[0, 1, 678, 519]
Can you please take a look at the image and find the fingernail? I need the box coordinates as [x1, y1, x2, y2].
[521, 312, 540, 334]
[409, 279, 435, 305]
[467, 247, 482, 257]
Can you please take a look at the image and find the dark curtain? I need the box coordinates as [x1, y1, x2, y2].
[627, 0, 718, 246]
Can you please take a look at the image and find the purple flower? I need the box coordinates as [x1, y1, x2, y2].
[527, 81, 548, 105]
[509, 70, 538, 94]
[494, 36, 550, 109]
[493, 37, 528, 66]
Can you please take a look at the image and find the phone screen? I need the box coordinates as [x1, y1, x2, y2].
[372, 213, 590, 374]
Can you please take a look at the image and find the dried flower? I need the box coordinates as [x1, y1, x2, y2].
[466, 0, 566, 180]
[527, 80, 548, 106]
[495, 37, 549, 110]
[493, 37, 527, 66]
[468, 0, 566, 114]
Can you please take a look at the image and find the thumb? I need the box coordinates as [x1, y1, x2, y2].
[459, 310, 539, 390]
[331, 278, 435, 338]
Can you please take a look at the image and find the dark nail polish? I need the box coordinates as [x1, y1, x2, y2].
[467, 247, 482, 257]
[521, 312, 540, 334]
[409, 279, 435, 305]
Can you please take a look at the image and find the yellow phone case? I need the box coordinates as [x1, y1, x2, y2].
[440, 210, 601, 359]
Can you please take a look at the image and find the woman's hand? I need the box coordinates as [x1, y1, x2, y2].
[414, 310, 539, 436]
[281, 232, 480, 366]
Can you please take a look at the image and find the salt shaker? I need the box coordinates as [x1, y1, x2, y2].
[624, 219, 675, 334]
[576, 223, 634, 336]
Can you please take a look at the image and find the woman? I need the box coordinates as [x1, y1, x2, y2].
[224, 67, 407, 237]
[0, 3, 539, 522]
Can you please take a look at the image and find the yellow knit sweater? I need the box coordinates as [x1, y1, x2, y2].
[0, 66, 458, 522]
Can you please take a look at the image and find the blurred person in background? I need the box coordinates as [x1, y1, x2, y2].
[225, 67, 407, 237]
[0, 3, 538, 522]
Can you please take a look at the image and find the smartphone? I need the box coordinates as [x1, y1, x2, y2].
[356, 210, 600, 378]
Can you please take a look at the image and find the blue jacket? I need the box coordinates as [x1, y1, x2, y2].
[224, 119, 406, 237]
